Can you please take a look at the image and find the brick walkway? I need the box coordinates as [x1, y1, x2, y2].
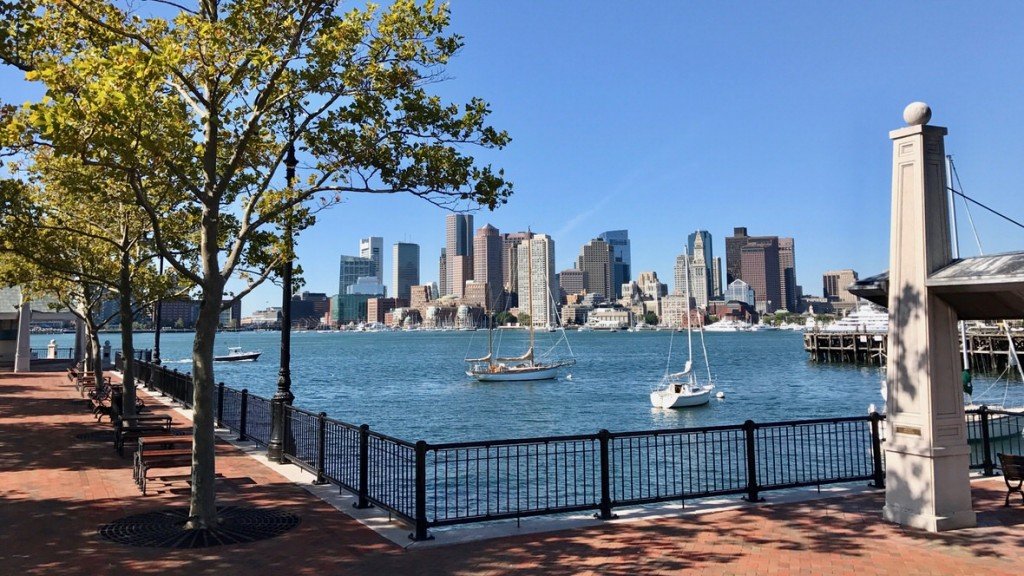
[1, 372, 1021, 575]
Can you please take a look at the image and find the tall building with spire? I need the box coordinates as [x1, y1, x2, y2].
[392, 242, 419, 302]
[359, 236, 384, 284]
[689, 234, 710, 308]
[597, 230, 630, 298]
[444, 214, 473, 296]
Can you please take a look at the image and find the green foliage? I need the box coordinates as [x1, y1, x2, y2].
[494, 310, 513, 326]
[517, 312, 531, 326]
[643, 311, 659, 325]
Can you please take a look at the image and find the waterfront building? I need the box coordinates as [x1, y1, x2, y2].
[712, 257, 723, 298]
[243, 306, 281, 328]
[219, 298, 242, 329]
[438, 248, 447, 296]
[391, 242, 420, 302]
[726, 279, 756, 306]
[444, 214, 473, 296]
[473, 224, 504, 310]
[298, 292, 329, 317]
[707, 299, 758, 324]
[620, 281, 639, 302]
[740, 239, 782, 313]
[660, 295, 702, 328]
[158, 299, 201, 329]
[516, 233, 557, 327]
[587, 307, 631, 329]
[636, 271, 667, 300]
[330, 294, 372, 325]
[502, 231, 531, 307]
[724, 227, 750, 285]
[462, 280, 489, 309]
[559, 303, 589, 326]
[559, 268, 586, 298]
[779, 237, 798, 312]
[598, 230, 631, 298]
[347, 276, 386, 296]
[359, 236, 384, 284]
[368, 297, 407, 324]
[408, 284, 433, 311]
[339, 255, 377, 297]
[577, 238, 614, 300]
[823, 269, 859, 312]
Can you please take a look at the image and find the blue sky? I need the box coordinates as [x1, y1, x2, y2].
[4, 2, 1024, 314]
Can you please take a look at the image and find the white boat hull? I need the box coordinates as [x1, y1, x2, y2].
[467, 364, 562, 382]
[650, 385, 713, 408]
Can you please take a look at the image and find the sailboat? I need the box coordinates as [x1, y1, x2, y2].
[466, 231, 576, 382]
[650, 248, 715, 408]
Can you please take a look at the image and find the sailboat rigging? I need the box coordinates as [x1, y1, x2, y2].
[650, 247, 715, 408]
[465, 230, 575, 381]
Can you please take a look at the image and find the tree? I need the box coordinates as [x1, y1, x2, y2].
[643, 311, 659, 326]
[494, 310, 514, 326]
[517, 312, 531, 327]
[1, 0, 511, 528]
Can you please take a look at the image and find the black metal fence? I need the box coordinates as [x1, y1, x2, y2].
[129, 359, 1022, 541]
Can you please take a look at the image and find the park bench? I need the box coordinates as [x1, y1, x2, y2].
[113, 414, 176, 456]
[998, 453, 1024, 506]
[133, 435, 193, 495]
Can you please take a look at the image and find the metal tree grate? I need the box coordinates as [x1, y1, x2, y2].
[98, 506, 300, 548]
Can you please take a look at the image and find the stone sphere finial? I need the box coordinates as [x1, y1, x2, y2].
[903, 102, 931, 126]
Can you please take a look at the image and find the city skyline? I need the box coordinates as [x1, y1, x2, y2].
[44, 3, 1016, 314]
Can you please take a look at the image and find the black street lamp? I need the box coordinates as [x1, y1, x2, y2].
[153, 257, 163, 365]
[268, 127, 298, 463]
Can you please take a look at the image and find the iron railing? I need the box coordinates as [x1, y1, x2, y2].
[130, 359, 1023, 540]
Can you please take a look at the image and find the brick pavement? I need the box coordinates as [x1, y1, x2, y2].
[1, 371, 1022, 575]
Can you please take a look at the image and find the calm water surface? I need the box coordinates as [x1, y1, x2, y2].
[36, 330, 1022, 443]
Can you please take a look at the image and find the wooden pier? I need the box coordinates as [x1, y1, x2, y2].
[803, 329, 1024, 372]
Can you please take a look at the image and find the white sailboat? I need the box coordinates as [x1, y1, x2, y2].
[651, 248, 715, 408]
[466, 231, 575, 382]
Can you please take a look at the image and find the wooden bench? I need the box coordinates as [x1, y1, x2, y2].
[134, 436, 193, 495]
[112, 413, 174, 456]
[998, 453, 1024, 506]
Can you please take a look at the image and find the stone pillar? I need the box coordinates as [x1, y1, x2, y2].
[47, 339, 57, 359]
[74, 319, 85, 363]
[13, 302, 31, 373]
[882, 102, 975, 531]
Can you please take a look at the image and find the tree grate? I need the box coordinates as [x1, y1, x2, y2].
[98, 506, 300, 548]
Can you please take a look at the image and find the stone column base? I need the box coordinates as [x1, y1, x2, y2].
[883, 504, 976, 532]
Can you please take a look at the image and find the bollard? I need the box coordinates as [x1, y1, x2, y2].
[410, 440, 432, 541]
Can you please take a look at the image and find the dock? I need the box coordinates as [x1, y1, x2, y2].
[804, 329, 1024, 372]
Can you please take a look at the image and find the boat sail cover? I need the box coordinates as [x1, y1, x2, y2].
[496, 346, 534, 363]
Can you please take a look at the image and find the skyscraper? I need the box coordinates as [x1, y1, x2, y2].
[473, 224, 504, 310]
[712, 257, 723, 298]
[577, 238, 614, 299]
[725, 227, 750, 286]
[689, 234, 710, 308]
[338, 255, 377, 297]
[778, 237, 797, 312]
[392, 242, 420, 302]
[444, 214, 473, 296]
[687, 230, 713, 270]
[359, 236, 383, 284]
[740, 239, 781, 313]
[598, 230, 630, 298]
[501, 232, 531, 307]
[438, 248, 447, 296]
[516, 233, 557, 327]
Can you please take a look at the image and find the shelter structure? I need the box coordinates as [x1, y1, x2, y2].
[0, 286, 82, 372]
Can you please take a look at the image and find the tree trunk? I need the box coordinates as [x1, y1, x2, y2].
[187, 281, 224, 529]
[117, 271, 137, 417]
[88, 326, 103, 385]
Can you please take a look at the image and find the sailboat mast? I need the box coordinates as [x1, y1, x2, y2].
[527, 229, 535, 361]
[947, 155, 970, 371]
[684, 248, 693, 362]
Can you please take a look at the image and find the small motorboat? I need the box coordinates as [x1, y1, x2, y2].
[214, 347, 262, 362]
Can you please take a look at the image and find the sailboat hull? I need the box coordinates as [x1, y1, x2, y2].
[467, 363, 568, 382]
[650, 386, 713, 408]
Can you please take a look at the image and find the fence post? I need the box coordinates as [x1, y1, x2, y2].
[313, 412, 328, 485]
[979, 406, 995, 476]
[354, 424, 372, 508]
[743, 420, 763, 502]
[238, 389, 249, 442]
[869, 412, 885, 488]
[596, 429, 615, 520]
[410, 440, 432, 541]
[216, 383, 225, 428]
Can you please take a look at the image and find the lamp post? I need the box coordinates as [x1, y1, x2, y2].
[153, 257, 163, 365]
[268, 129, 297, 463]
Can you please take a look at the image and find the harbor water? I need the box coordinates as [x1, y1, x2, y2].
[34, 330, 1023, 443]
